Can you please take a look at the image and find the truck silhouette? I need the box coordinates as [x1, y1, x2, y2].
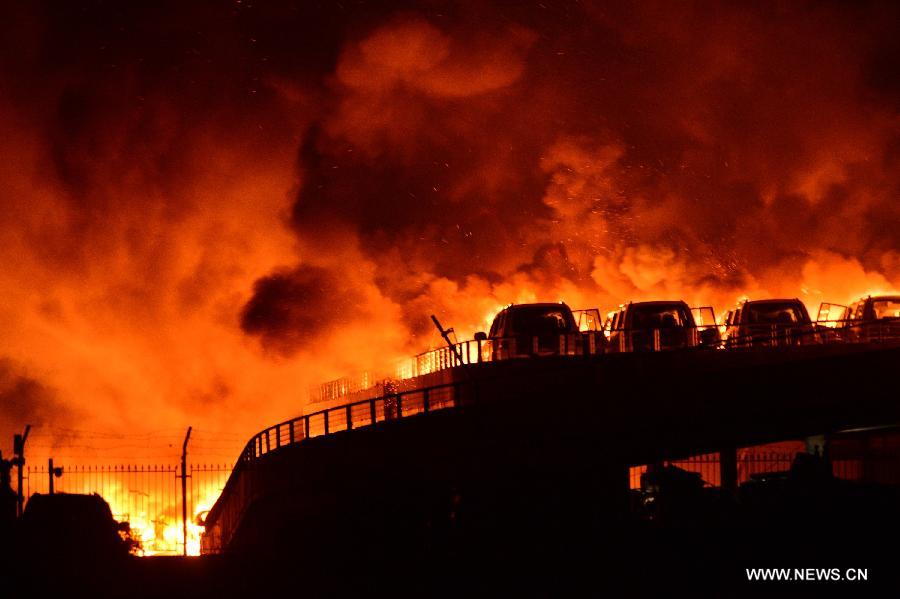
[474, 302, 599, 360]
[603, 300, 720, 352]
[723, 298, 816, 348]
[817, 294, 900, 343]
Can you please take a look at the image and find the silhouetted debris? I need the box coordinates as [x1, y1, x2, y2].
[18, 492, 133, 561]
[0, 454, 16, 558]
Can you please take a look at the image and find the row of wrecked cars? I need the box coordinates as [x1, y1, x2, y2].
[313, 294, 899, 403]
[463, 294, 900, 358]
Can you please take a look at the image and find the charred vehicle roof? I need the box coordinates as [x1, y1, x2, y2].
[487, 302, 579, 338]
[734, 298, 812, 324]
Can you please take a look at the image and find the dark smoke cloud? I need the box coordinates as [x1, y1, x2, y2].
[0, 358, 76, 433]
[241, 0, 900, 351]
[241, 265, 368, 356]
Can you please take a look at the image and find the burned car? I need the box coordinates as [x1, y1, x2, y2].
[475, 302, 603, 359]
[723, 298, 817, 348]
[816, 294, 900, 343]
[603, 300, 720, 352]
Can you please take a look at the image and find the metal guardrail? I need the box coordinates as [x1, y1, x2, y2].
[725, 319, 900, 349]
[241, 319, 900, 467]
[606, 325, 720, 353]
[204, 323, 900, 553]
[316, 320, 900, 405]
[407, 319, 899, 368]
[202, 381, 466, 553]
[813, 319, 900, 344]
[628, 451, 889, 489]
[399, 332, 606, 378]
[239, 381, 464, 463]
[605, 319, 900, 351]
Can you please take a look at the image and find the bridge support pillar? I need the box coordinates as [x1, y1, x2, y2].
[720, 446, 737, 495]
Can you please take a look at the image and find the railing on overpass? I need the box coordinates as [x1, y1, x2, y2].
[243, 319, 898, 464]
[315, 320, 900, 403]
[724, 319, 900, 349]
[240, 381, 465, 463]
[409, 319, 900, 367]
[398, 332, 606, 378]
[205, 336, 900, 553]
[404, 319, 900, 370]
[231, 319, 900, 471]
[203, 380, 468, 553]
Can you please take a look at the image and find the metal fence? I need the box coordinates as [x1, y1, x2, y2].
[20, 463, 230, 555]
[242, 382, 463, 463]
[628, 451, 878, 489]
[398, 332, 606, 379]
[313, 316, 900, 406]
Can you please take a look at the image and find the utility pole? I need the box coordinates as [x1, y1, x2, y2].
[13, 425, 31, 516]
[48, 459, 62, 495]
[179, 426, 192, 556]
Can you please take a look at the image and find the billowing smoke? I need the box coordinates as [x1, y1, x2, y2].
[251, 1, 900, 347]
[0, 359, 75, 431]
[1, 2, 898, 459]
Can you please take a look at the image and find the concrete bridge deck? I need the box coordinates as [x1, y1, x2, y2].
[202, 343, 900, 556]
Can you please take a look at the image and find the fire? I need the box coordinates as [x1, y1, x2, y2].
[186, 491, 221, 557]
[476, 305, 506, 337]
[1, 2, 899, 530]
[104, 488, 222, 556]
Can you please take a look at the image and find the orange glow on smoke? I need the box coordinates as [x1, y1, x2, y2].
[1, 2, 899, 537]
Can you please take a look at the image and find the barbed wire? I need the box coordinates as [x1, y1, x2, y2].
[26, 429, 248, 440]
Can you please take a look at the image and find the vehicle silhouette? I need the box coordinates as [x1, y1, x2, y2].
[604, 300, 720, 352]
[817, 294, 900, 343]
[476, 302, 584, 360]
[723, 298, 816, 348]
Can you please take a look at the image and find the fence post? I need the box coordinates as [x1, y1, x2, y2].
[275, 424, 281, 448]
[346, 405, 353, 430]
[180, 426, 192, 557]
[423, 388, 430, 413]
[305, 416, 310, 440]
[289, 421, 295, 444]
[370, 399, 377, 425]
[324, 411, 329, 435]
[396, 394, 403, 418]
